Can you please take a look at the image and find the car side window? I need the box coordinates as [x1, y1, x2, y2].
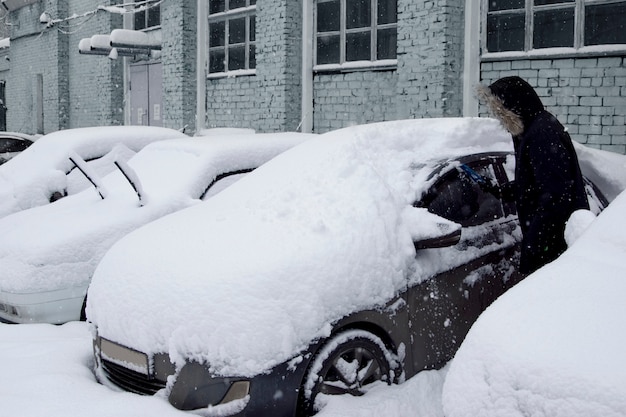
[424, 161, 505, 227]
[0, 138, 30, 153]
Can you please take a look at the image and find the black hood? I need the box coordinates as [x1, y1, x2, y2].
[487, 76, 544, 126]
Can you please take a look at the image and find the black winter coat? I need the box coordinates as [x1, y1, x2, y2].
[486, 77, 589, 274]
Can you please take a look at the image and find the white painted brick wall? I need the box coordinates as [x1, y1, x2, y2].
[481, 56, 626, 153]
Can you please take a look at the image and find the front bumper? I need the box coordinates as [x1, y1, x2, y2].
[0, 286, 87, 324]
[94, 334, 309, 417]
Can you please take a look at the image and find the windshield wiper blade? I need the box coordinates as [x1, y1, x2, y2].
[68, 151, 108, 199]
[114, 158, 145, 206]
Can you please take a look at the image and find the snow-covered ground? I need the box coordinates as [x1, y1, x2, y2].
[0, 320, 445, 417]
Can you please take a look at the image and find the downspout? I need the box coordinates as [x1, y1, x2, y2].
[300, 0, 313, 133]
[463, 1, 480, 117]
[196, 0, 207, 133]
[123, 13, 131, 125]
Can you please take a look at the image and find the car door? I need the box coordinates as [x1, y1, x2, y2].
[406, 153, 523, 371]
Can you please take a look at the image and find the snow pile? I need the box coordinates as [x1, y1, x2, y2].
[88, 117, 513, 377]
[0, 322, 189, 417]
[0, 126, 187, 219]
[442, 191, 626, 417]
[575, 141, 626, 202]
[318, 365, 448, 417]
[564, 209, 596, 246]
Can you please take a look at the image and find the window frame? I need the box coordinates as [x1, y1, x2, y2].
[482, 0, 626, 58]
[207, 0, 257, 79]
[0, 138, 31, 153]
[313, 0, 398, 73]
[133, 1, 161, 31]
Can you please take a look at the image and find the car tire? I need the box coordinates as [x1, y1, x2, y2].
[298, 329, 398, 416]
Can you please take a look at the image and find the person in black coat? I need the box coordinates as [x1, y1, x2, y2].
[477, 76, 589, 275]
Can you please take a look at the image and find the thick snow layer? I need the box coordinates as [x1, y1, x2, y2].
[87, 118, 515, 377]
[442, 191, 626, 417]
[3, 192, 625, 417]
[0, 322, 190, 417]
[1, 119, 625, 416]
[110, 29, 160, 49]
[0, 133, 310, 294]
[575, 141, 626, 202]
[0, 126, 188, 219]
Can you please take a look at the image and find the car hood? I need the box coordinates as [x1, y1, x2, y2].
[88, 118, 513, 377]
[0, 190, 186, 294]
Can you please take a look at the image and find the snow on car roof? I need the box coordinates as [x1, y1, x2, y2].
[88, 118, 513, 377]
[0, 132, 311, 294]
[574, 141, 626, 203]
[0, 126, 188, 218]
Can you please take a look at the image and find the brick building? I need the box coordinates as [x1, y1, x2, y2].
[0, 0, 624, 153]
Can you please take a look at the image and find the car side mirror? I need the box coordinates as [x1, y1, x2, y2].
[413, 227, 461, 250]
[403, 206, 462, 250]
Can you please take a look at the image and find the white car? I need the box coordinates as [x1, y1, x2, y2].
[0, 132, 312, 324]
[0, 126, 188, 219]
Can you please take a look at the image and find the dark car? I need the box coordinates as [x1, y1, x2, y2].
[87, 118, 608, 417]
[0, 132, 36, 165]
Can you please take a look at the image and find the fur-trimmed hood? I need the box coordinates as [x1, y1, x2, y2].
[477, 76, 545, 137]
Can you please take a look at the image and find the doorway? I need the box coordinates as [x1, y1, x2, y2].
[130, 62, 163, 126]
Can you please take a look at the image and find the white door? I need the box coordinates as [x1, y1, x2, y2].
[130, 62, 163, 126]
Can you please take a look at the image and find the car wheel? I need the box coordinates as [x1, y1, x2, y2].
[298, 329, 398, 416]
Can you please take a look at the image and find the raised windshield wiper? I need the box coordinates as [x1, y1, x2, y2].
[114, 158, 145, 207]
[68, 151, 108, 200]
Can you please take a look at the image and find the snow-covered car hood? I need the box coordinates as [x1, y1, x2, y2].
[0, 133, 311, 295]
[88, 118, 515, 378]
[0, 126, 188, 219]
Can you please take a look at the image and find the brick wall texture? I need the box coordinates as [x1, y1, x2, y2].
[480, 57, 626, 153]
[161, 0, 197, 132]
[204, 0, 302, 132]
[6, 0, 124, 134]
[2, 0, 624, 154]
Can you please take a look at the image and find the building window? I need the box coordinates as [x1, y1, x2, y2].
[485, 0, 626, 53]
[314, 0, 397, 67]
[208, 0, 256, 75]
[134, 2, 161, 31]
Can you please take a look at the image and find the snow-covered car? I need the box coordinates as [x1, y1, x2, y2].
[0, 126, 188, 219]
[442, 189, 626, 417]
[0, 132, 312, 325]
[87, 118, 609, 417]
[0, 132, 38, 165]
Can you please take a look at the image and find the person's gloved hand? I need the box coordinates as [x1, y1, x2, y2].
[460, 164, 502, 198]
[479, 178, 501, 198]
